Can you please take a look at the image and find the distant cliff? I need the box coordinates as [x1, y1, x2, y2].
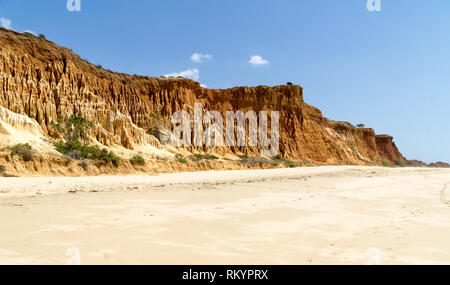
[0, 27, 405, 165]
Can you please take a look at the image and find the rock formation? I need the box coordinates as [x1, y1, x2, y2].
[0, 27, 406, 166]
[428, 162, 450, 168]
[375, 135, 405, 162]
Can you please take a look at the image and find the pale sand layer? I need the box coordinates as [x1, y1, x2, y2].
[0, 166, 449, 265]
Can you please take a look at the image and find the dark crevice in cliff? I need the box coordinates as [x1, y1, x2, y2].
[62, 58, 67, 74]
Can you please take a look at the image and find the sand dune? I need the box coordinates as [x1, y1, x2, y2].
[1, 166, 450, 265]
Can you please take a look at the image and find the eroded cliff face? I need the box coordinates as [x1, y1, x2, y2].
[0, 28, 405, 165]
[375, 135, 405, 162]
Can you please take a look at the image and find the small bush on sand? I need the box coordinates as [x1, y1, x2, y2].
[285, 160, 297, 168]
[131, 155, 146, 165]
[8, 143, 33, 161]
[271, 154, 297, 168]
[0, 165, 5, 173]
[381, 159, 390, 167]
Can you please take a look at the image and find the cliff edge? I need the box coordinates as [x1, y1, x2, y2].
[0, 28, 406, 174]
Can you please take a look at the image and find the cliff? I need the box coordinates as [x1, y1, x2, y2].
[0, 27, 405, 167]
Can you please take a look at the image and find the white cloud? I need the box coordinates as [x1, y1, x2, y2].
[163, 68, 200, 81]
[191, 53, 212, 63]
[249, 55, 269, 66]
[0, 17, 12, 29]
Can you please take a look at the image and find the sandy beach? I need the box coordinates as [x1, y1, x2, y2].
[1, 166, 450, 265]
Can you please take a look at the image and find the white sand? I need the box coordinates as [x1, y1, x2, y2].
[1, 166, 449, 265]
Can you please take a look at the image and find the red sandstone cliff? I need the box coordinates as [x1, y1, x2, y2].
[0, 28, 405, 165]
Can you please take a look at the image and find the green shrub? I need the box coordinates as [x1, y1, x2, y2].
[394, 158, 405, 167]
[238, 156, 281, 166]
[192, 154, 219, 161]
[285, 160, 297, 168]
[54, 140, 121, 167]
[381, 160, 390, 167]
[178, 157, 187, 164]
[51, 113, 93, 144]
[357, 124, 365, 128]
[103, 150, 121, 167]
[38, 34, 46, 39]
[0, 165, 5, 172]
[273, 154, 297, 168]
[131, 155, 146, 165]
[147, 129, 159, 136]
[273, 154, 283, 160]
[193, 154, 204, 160]
[8, 143, 33, 161]
[149, 112, 163, 120]
[341, 121, 355, 127]
[51, 114, 121, 167]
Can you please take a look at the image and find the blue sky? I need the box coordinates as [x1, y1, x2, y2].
[1, 0, 449, 163]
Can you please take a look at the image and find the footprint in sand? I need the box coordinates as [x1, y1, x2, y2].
[440, 183, 450, 206]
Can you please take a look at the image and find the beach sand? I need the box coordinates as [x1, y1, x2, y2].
[0, 166, 449, 265]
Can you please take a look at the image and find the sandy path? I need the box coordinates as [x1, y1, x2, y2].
[0, 166, 449, 265]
